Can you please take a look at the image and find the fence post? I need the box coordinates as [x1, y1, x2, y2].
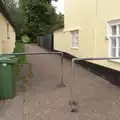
[57, 52, 66, 88]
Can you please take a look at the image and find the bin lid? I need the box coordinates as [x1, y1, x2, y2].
[0, 55, 18, 64]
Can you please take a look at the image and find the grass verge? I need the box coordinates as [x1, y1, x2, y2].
[14, 41, 26, 78]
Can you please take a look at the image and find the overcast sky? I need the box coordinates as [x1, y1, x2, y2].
[15, 0, 64, 14]
[52, 0, 64, 14]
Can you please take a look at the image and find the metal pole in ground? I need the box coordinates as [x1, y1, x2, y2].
[69, 59, 75, 104]
[1, 52, 66, 87]
[69, 59, 78, 112]
[69, 57, 120, 112]
[57, 52, 67, 88]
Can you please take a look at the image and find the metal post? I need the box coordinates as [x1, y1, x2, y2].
[70, 60, 75, 104]
[0, 52, 67, 116]
[70, 57, 120, 110]
[69, 59, 78, 108]
[0, 52, 66, 88]
[57, 52, 67, 88]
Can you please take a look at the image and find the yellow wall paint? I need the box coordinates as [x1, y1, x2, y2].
[92, 0, 120, 71]
[64, 0, 96, 58]
[54, 0, 120, 71]
[54, 28, 79, 57]
[0, 13, 16, 53]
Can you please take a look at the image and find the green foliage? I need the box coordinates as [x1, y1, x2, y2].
[54, 13, 64, 30]
[14, 41, 26, 77]
[24, 0, 58, 38]
[14, 41, 25, 61]
[22, 35, 31, 43]
[3, 0, 24, 39]
[3, 0, 62, 42]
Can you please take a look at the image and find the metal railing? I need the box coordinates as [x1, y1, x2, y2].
[70, 57, 120, 112]
[0, 51, 67, 118]
[2, 52, 120, 112]
[0, 52, 66, 88]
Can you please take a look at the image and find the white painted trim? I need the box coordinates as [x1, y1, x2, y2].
[71, 47, 79, 50]
[71, 30, 79, 48]
[108, 19, 120, 25]
[108, 36, 111, 57]
[63, 27, 81, 32]
[107, 19, 120, 58]
[106, 22, 111, 38]
[109, 59, 120, 63]
[116, 37, 119, 57]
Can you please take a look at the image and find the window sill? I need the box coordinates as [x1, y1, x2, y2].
[108, 59, 120, 63]
[64, 27, 81, 32]
[71, 47, 78, 50]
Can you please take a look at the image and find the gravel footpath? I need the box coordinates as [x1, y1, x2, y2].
[0, 44, 120, 120]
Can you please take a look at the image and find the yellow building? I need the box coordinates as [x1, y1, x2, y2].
[54, 0, 120, 71]
[0, 0, 16, 54]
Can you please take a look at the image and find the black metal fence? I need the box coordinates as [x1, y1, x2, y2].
[37, 34, 53, 51]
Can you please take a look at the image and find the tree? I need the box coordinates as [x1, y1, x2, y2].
[19, 0, 57, 9]
[54, 13, 64, 30]
[3, 0, 24, 39]
[24, 0, 57, 39]
[3, 0, 60, 41]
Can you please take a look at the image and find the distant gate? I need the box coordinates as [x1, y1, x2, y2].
[37, 34, 53, 51]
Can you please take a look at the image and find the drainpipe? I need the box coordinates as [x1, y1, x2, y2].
[94, 0, 98, 57]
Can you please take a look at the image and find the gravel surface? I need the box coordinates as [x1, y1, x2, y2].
[0, 44, 120, 120]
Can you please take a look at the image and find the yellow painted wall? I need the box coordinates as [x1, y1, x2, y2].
[54, 28, 79, 57]
[0, 12, 16, 54]
[92, 0, 120, 71]
[64, 0, 96, 58]
[54, 0, 120, 71]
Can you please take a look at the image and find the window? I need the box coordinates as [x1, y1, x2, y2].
[108, 21, 120, 58]
[7, 23, 10, 39]
[71, 30, 79, 48]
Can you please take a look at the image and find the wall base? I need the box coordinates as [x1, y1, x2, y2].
[53, 49, 120, 87]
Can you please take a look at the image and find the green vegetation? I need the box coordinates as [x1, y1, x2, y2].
[14, 41, 26, 77]
[22, 35, 31, 43]
[3, 0, 64, 41]
[14, 41, 26, 63]
[14, 41, 33, 86]
[3, 0, 24, 39]
[24, 1, 57, 40]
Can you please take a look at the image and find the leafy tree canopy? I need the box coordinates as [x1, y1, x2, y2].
[3, 0, 63, 41]
[24, 0, 58, 37]
[3, 0, 24, 39]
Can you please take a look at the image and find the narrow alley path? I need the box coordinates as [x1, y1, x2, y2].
[1, 44, 120, 120]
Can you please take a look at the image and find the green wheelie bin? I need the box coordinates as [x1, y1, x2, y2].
[0, 55, 17, 100]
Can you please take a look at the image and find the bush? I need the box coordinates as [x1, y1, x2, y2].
[22, 35, 31, 43]
[14, 41, 26, 79]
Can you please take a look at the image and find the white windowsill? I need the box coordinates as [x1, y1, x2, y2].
[64, 27, 81, 32]
[108, 59, 120, 63]
[71, 47, 78, 50]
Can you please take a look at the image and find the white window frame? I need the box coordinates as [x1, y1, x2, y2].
[107, 20, 120, 62]
[71, 30, 79, 49]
